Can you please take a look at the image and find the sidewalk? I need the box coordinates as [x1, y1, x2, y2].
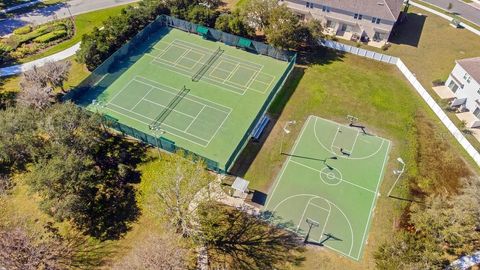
[0, 42, 80, 77]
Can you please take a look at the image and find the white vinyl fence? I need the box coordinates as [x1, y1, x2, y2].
[320, 40, 399, 64]
[320, 39, 480, 167]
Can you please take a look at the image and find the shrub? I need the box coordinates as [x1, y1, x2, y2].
[33, 30, 67, 43]
[432, 79, 445, 86]
[381, 43, 391, 51]
[0, 42, 13, 52]
[13, 25, 32, 35]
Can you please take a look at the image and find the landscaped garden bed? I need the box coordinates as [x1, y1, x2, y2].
[0, 19, 74, 65]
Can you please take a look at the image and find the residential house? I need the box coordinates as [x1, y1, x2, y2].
[447, 57, 480, 127]
[279, 0, 404, 47]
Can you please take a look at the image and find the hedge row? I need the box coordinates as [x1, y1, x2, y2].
[33, 30, 68, 43]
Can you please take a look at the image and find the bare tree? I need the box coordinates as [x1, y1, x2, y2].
[16, 84, 53, 110]
[17, 60, 72, 109]
[42, 61, 72, 92]
[113, 233, 188, 270]
[153, 151, 214, 237]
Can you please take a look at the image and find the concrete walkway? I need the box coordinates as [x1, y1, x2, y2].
[0, 42, 80, 77]
[0, 0, 140, 36]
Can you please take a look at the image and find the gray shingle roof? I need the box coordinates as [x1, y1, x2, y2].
[457, 57, 480, 83]
[310, 0, 404, 21]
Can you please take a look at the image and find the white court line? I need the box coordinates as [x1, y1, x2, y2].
[269, 193, 355, 258]
[142, 99, 196, 119]
[356, 139, 391, 260]
[223, 63, 240, 83]
[348, 131, 360, 154]
[264, 115, 314, 209]
[172, 39, 264, 69]
[131, 87, 153, 110]
[296, 197, 316, 232]
[184, 105, 205, 132]
[106, 80, 136, 106]
[149, 52, 276, 95]
[289, 159, 376, 194]
[313, 117, 387, 160]
[107, 103, 210, 145]
[132, 77, 233, 146]
[134, 76, 232, 113]
[105, 76, 231, 148]
[309, 202, 330, 212]
[174, 48, 192, 64]
[244, 68, 261, 92]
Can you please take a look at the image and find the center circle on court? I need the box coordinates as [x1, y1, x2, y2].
[320, 167, 342, 185]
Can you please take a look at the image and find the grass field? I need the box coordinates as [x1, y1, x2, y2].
[265, 116, 390, 260]
[75, 27, 290, 171]
[233, 49, 477, 268]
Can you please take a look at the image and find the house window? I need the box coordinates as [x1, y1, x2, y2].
[477, 88, 480, 95]
[354, 13, 363, 20]
[448, 80, 459, 93]
[326, 20, 336, 28]
[322, 5, 330, 12]
[474, 107, 480, 119]
[372, 17, 376, 23]
[376, 18, 381, 24]
[464, 73, 471, 83]
[306, 2, 314, 8]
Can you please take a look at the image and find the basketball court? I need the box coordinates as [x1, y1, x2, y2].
[264, 115, 391, 260]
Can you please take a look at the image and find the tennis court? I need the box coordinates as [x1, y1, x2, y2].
[264, 115, 390, 260]
[74, 22, 293, 172]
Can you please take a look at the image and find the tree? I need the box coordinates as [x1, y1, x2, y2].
[196, 204, 305, 269]
[153, 151, 214, 237]
[240, 0, 278, 30]
[113, 233, 188, 269]
[375, 177, 480, 269]
[264, 5, 301, 49]
[215, 11, 254, 37]
[187, 5, 219, 27]
[22, 103, 142, 240]
[0, 105, 41, 168]
[17, 61, 71, 109]
[41, 61, 72, 92]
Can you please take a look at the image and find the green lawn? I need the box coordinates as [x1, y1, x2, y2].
[232, 49, 476, 268]
[339, 5, 480, 151]
[17, 4, 133, 64]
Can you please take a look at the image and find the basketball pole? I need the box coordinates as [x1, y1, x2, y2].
[304, 218, 319, 243]
[280, 120, 296, 155]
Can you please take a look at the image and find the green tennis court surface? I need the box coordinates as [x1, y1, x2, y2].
[76, 27, 290, 171]
[264, 115, 391, 260]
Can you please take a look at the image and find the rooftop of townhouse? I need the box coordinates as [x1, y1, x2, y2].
[456, 57, 480, 84]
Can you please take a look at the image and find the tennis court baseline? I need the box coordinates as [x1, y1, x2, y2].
[102, 76, 231, 147]
[148, 39, 276, 95]
[264, 115, 390, 260]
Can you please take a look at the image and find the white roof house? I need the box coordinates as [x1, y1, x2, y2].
[280, 0, 404, 47]
[446, 57, 480, 127]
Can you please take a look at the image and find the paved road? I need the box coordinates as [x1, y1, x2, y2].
[420, 0, 480, 26]
[0, 0, 140, 36]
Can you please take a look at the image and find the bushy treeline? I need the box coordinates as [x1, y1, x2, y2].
[0, 102, 145, 240]
[77, 0, 323, 71]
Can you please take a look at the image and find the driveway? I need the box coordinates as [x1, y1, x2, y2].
[420, 0, 480, 26]
[0, 0, 140, 36]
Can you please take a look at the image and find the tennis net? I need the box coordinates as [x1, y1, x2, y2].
[192, 47, 224, 82]
[149, 86, 190, 130]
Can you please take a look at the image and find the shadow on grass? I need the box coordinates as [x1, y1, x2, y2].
[229, 48, 344, 177]
[390, 12, 426, 47]
[83, 134, 149, 240]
